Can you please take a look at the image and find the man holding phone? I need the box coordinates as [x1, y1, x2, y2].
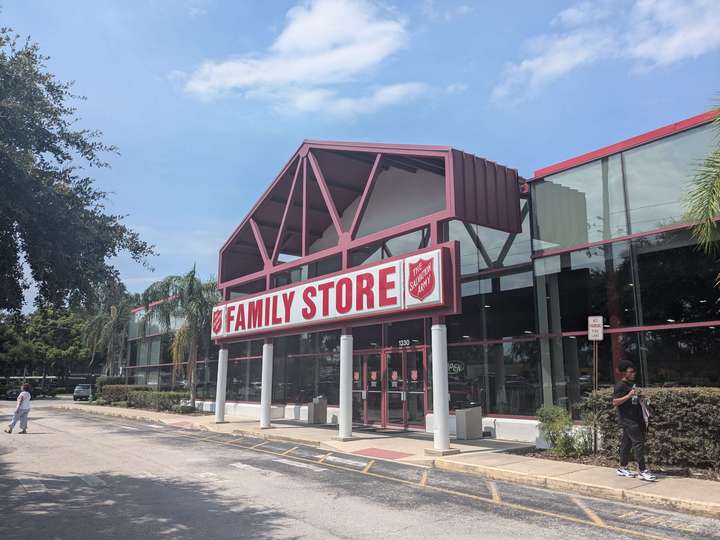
[612, 361, 656, 481]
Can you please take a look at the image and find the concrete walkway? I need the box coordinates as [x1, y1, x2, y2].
[57, 402, 720, 518]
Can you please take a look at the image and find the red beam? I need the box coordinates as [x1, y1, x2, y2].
[308, 151, 343, 236]
[349, 153, 382, 239]
[271, 159, 301, 264]
[249, 218, 270, 266]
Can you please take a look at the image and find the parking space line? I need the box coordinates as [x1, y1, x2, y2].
[124, 427, 672, 540]
[487, 480, 501, 503]
[280, 446, 298, 456]
[250, 441, 268, 449]
[571, 497, 606, 528]
[362, 460, 375, 474]
[419, 470, 428, 486]
[317, 452, 331, 463]
[273, 458, 326, 472]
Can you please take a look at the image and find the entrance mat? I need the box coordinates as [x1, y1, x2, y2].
[353, 448, 414, 460]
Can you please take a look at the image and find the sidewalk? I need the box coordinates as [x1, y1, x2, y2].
[58, 402, 720, 518]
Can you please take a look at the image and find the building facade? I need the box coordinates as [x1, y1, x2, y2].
[126, 111, 719, 446]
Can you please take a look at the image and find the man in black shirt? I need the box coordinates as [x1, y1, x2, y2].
[612, 360, 656, 481]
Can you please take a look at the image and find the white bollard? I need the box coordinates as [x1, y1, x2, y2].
[431, 324, 450, 451]
[338, 333, 353, 439]
[260, 342, 274, 429]
[214, 347, 228, 423]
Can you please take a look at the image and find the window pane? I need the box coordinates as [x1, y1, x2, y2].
[448, 272, 535, 341]
[643, 327, 720, 386]
[534, 242, 635, 332]
[532, 155, 625, 250]
[634, 228, 720, 325]
[625, 124, 713, 234]
[449, 200, 531, 275]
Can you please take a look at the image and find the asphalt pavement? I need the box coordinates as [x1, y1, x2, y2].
[1, 400, 718, 540]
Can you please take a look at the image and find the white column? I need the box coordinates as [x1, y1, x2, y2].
[260, 341, 274, 429]
[214, 347, 228, 423]
[338, 333, 353, 439]
[431, 324, 450, 451]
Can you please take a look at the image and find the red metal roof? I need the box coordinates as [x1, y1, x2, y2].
[533, 110, 718, 180]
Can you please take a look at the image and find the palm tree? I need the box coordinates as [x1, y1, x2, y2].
[687, 106, 720, 255]
[83, 284, 135, 377]
[141, 266, 220, 407]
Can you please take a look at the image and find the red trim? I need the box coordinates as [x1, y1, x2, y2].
[533, 110, 718, 179]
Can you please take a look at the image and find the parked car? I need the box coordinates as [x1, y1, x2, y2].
[73, 384, 95, 401]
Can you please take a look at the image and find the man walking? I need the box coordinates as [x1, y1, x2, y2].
[5, 383, 31, 434]
[612, 361, 655, 481]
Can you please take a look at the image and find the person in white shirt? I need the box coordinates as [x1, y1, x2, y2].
[5, 383, 31, 434]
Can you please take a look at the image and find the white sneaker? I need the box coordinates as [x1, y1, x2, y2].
[638, 470, 657, 481]
[616, 467, 636, 477]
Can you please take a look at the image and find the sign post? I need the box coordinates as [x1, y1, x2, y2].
[587, 316, 604, 454]
[587, 316, 604, 392]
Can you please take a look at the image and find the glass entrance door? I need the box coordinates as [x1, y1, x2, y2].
[383, 349, 426, 429]
[353, 350, 426, 429]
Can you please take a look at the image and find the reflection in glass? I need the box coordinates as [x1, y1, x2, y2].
[624, 124, 713, 234]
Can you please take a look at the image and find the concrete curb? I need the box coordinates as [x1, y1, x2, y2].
[434, 458, 720, 519]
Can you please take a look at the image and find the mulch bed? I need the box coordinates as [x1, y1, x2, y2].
[508, 447, 720, 482]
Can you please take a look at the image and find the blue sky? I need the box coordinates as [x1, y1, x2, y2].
[5, 0, 720, 296]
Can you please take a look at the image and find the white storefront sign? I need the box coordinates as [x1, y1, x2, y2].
[587, 316, 604, 341]
[212, 248, 447, 340]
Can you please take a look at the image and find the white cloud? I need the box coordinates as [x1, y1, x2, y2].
[493, 0, 720, 103]
[627, 0, 720, 66]
[183, 0, 430, 116]
[422, 0, 473, 22]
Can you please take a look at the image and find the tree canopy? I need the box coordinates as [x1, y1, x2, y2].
[0, 26, 154, 311]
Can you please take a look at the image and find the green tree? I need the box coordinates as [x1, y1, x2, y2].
[0, 26, 154, 311]
[141, 267, 219, 406]
[25, 307, 90, 384]
[687, 106, 720, 255]
[83, 282, 138, 377]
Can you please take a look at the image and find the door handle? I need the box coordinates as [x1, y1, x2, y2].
[401, 391, 407, 402]
[361, 390, 367, 400]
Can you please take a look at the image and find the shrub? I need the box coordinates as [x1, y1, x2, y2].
[96, 376, 125, 392]
[577, 387, 720, 469]
[111, 401, 128, 408]
[100, 384, 149, 402]
[127, 390, 189, 411]
[537, 405, 591, 458]
[172, 404, 195, 414]
[92, 398, 108, 406]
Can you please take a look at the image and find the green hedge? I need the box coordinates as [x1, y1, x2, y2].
[100, 384, 151, 402]
[577, 387, 720, 469]
[96, 376, 125, 391]
[127, 390, 189, 411]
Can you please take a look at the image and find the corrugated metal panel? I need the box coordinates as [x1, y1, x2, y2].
[452, 150, 522, 233]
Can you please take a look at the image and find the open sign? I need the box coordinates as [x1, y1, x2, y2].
[448, 361, 465, 375]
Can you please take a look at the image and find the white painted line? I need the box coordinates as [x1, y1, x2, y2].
[326, 455, 367, 467]
[272, 458, 326, 472]
[119, 425, 139, 431]
[229, 462, 283, 478]
[144, 424, 165, 429]
[82, 475, 107, 488]
[20, 478, 45, 494]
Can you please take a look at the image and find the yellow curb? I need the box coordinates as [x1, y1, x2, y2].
[434, 458, 720, 519]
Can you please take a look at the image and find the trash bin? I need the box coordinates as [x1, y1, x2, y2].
[307, 395, 328, 424]
[455, 405, 483, 440]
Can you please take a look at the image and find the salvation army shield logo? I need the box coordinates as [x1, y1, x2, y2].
[212, 309, 223, 335]
[407, 258, 436, 302]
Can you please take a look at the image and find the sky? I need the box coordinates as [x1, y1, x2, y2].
[4, 0, 720, 298]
